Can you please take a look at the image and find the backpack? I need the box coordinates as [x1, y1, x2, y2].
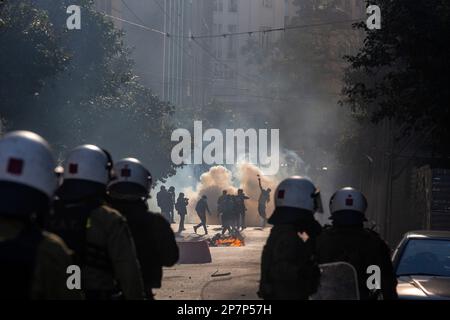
[48, 199, 112, 273]
[48, 200, 92, 264]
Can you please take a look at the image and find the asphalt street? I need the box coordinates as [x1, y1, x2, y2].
[154, 224, 270, 300]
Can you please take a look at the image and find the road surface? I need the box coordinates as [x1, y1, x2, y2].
[153, 224, 270, 300]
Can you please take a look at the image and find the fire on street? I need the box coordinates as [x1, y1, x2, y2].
[154, 224, 269, 300]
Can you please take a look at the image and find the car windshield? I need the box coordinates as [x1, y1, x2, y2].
[396, 239, 450, 277]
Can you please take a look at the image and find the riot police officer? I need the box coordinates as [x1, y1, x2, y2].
[316, 187, 398, 300]
[259, 176, 322, 300]
[0, 131, 80, 299]
[48, 145, 145, 300]
[107, 158, 179, 299]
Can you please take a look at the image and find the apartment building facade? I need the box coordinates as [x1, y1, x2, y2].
[210, 0, 288, 106]
[91, 1, 364, 109]
[93, 0, 214, 109]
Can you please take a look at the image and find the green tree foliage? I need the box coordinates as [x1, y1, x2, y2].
[0, 0, 177, 181]
[0, 1, 68, 119]
[341, 0, 450, 155]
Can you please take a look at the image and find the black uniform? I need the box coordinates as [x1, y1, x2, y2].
[0, 218, 81, 300]
[108, 198, 179, 298]
[48, 195, 145, 300]
[316, 225, 398, 300]
[259, 210, 322, 300]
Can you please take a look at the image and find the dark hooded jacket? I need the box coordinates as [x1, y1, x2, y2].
[259, 207, 322, 300]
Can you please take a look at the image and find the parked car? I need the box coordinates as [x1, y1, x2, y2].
[392, 230, 450, 299]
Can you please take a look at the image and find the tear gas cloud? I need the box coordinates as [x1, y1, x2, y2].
[148, 149, 311, 227]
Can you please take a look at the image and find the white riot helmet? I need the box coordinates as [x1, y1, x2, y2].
[0, 131, 57, 198]
[108, 158, 152, 196]
[63, 145, 112, 186]
[329, 187, 367, 215]
[274, 176, 323, 213]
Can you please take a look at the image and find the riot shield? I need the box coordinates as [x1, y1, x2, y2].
[310, 262, 360, 300]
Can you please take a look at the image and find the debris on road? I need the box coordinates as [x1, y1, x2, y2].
[211, 269, 232, 277]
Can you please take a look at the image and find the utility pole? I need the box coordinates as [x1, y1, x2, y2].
[180, 0, 184, 107]
[171, 0, 176, 104]
[168, 0, 173, 103]
[176, 0, 180, 106]
[162, 0, 167, 100]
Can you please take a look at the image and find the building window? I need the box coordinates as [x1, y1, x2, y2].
[224, 66, 236, 80]
[214, 63, 224, 79]
[229, 0, 238, 13]
[259, 26, 271, 49]
[214, 24, 223, 58]
[262, 0, 273, 8]
[227, 25, 237, 59]
[213, 0, 224, 12]
[213, 63, 235, 80]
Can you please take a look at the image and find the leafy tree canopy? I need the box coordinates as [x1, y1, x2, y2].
[0, 0, 178, 181]
[341, 0, 450, 155]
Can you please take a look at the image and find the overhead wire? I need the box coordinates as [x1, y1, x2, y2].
[104, 12, 362, 40]
[104, 5, 356, 103]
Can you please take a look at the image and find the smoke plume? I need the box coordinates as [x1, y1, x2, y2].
[149, 150, 308, 227]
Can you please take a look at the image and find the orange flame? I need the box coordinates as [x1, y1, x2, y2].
[214, 237, 245, 247]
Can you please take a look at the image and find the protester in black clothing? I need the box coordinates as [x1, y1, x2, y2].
[235, 189, 250, 231]
[175, 192, 189, 233]
[194, 195, 211, 235]
[257, 175, 271, 228]
[168, 186, 176, 223]
[221, 194, 235, 235]
[156, 186, 171, 222]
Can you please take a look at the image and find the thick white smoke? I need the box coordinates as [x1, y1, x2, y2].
[148, 149, 309, 227]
